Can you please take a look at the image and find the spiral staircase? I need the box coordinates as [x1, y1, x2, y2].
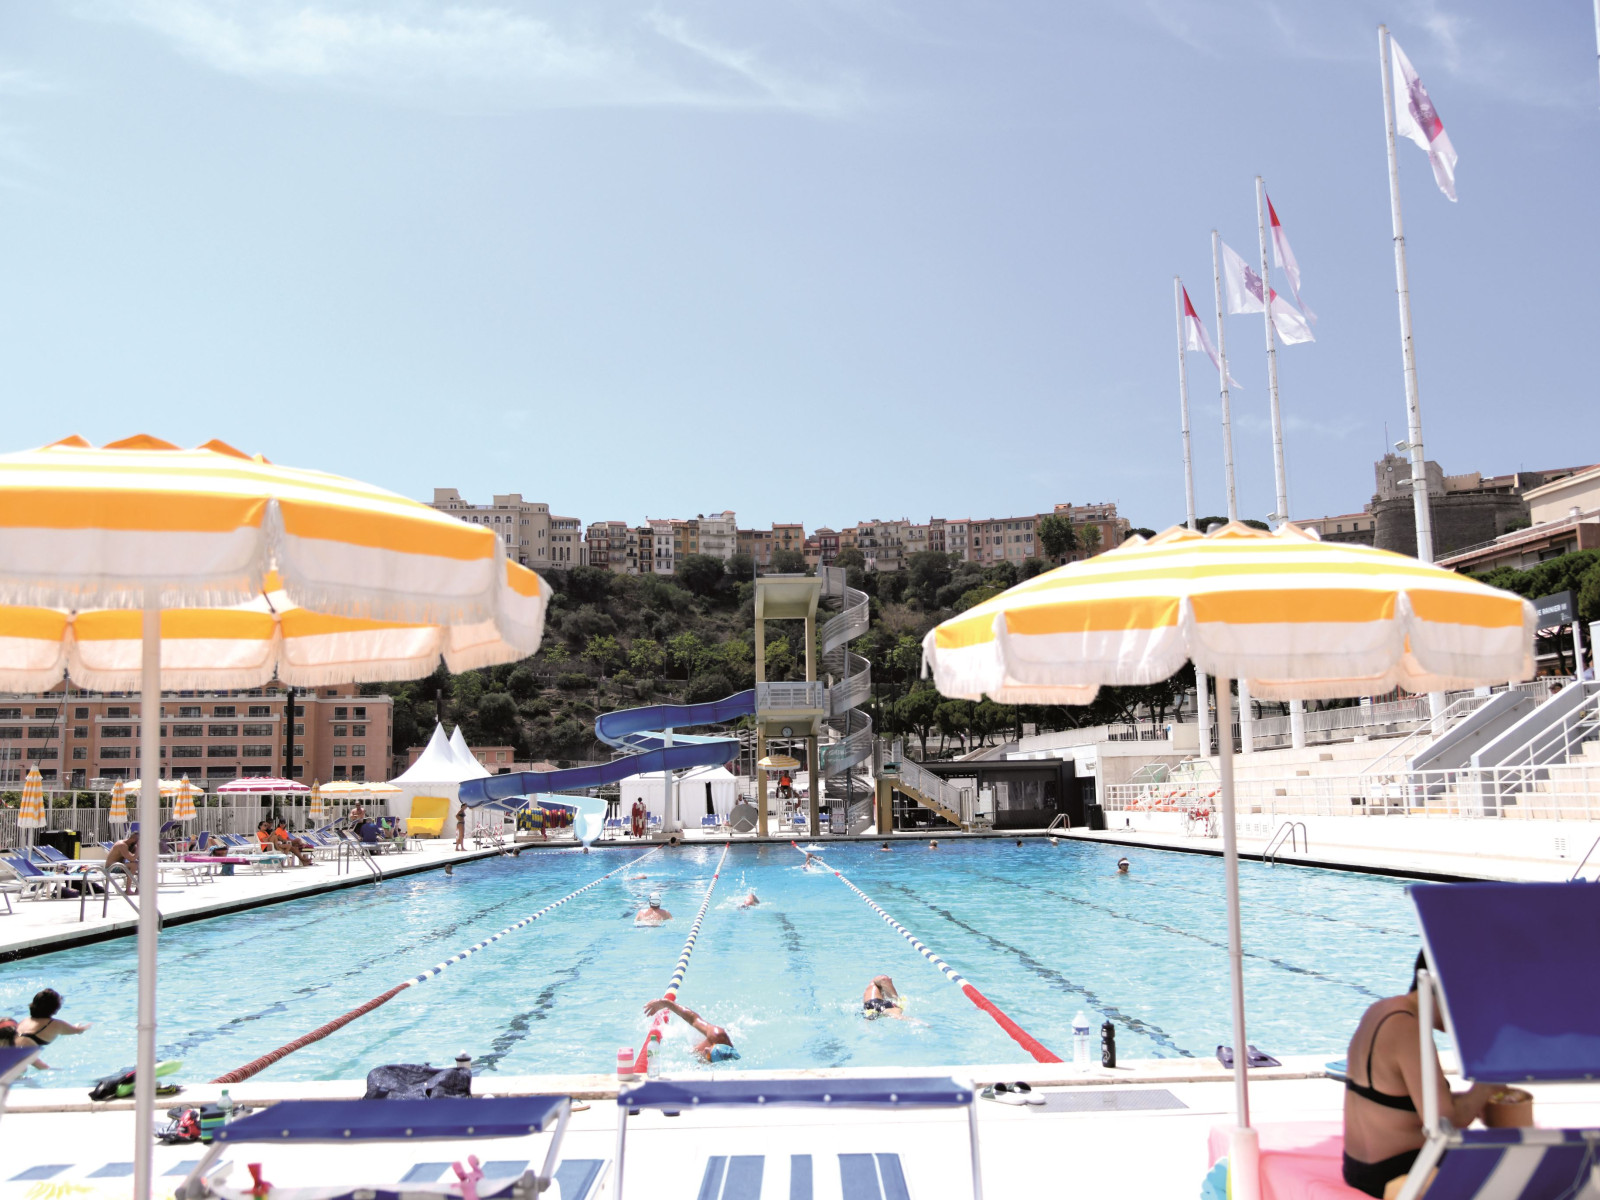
[815, 566, 874, 827]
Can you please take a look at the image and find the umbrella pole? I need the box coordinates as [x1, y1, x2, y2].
[133, 600, 161, 1200]
[1216, 675, 1259, 1200]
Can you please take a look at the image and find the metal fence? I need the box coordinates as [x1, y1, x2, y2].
[0, 791, 356, 850]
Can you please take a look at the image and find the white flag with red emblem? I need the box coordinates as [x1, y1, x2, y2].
[1182, 286, 1240, 388]
[1266, 191, 1315, 324]
[1220, 240, 1315, 345]
[1390, 37, 1457, 201]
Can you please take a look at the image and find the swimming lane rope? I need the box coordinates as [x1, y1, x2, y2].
[790, 842, 1062, 1064]
[211, 845, 665, 1084]
[631, 840, 731, 1075]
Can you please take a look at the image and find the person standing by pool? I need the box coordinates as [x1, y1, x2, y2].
[1341, 953, 1496, 1197]
[15, 989, 91, 1068]
[641, 998, 737, 1062]
[862, 976, 905, 1020]
[636, 893, 672, 925]
[455, 806, 469, 851]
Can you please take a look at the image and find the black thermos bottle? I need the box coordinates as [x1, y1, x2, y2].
[1101, 1021, 1116, 1068]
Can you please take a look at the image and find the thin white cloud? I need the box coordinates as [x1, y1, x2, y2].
[80, 0, 860, 113]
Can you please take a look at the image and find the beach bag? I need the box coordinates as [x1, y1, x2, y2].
[363, 1063, 471, 1100]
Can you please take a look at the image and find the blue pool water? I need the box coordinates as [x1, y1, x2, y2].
[0, 840, 1422, 1086]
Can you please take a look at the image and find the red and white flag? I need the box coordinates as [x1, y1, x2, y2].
[1182, 286, 1240, 388]
[1266, 191, 1315, 324]
[1390, 36, 1457, 201]
[1220, 240, 1315, 345]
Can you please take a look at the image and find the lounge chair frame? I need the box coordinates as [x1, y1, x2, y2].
[613, 1076, 983, 1200]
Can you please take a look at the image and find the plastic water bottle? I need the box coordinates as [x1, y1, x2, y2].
[1072, 1012, 1091, 1069]
[218, 1088, 234, 1123]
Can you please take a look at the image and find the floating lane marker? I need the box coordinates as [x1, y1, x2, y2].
[632, 841, 731, 1075]
[790, 842, 1062, 1064]
[212, 845, 665, 1083]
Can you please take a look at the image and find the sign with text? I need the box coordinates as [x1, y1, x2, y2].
[1533, 590, 1573, 630]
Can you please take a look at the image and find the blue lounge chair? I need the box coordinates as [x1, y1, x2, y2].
[613, 1077, 982, 1200]
[1395, 881, 1600, 1200]
[178, 1095, 573, 1199]
[0, 1045, 39, 1131]
[0, 853, 68, 900]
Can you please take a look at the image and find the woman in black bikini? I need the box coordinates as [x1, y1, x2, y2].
[13, 989, 91, 1069]
[1342, 953, 1495, 1198]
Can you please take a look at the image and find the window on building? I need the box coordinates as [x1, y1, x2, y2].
[333, 724, 347, 737]
[172, 724, 203, 738]
[33, 707, 57, 719]
[290, 765, 304, 778]
[107, 706, 131, 718]
[293, 746, 304, 757]
[243, 745, 274, 758]
[206, 767, 237, 779]
[178, 705, 201, 718]
[248, 705, 271, 717]
[74, 707, 88, 719]
[351, 745, 365, 757]
[333, 765, 348, 779]
[173, 746, 202, 758]
[352, 724, 366, 737]
[332, 745, 347, 758]
[294, 724, 304, 737]
[28, 726, 58, 739]
[102, 726, 132, 738]
[0, 708, 19, 720]
[213, 705, 236, 717]
[208, 724, 238, 737]
[242, 765, 272, 777]
[33, 747, 57, 760]
[102, 747, 132, 759]
[207, 745, 238, 757]
[70, 745, 87, 761]
[334, 707, 348, 719]
[353, 707, 366, 719]
[294, 706, 305, 717]
[242, 723, 273, 737]
[352, 765, 366, 781]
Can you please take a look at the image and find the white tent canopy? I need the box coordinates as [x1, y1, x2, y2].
[625, 764, 738, 828]
[388, 723, 487, 836]
[449, 725, 491, 779]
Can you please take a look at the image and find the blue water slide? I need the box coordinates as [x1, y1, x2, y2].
[456, 690, 755, 809]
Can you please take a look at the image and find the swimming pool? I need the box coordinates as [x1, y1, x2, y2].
[0, 840, 1422, 1087]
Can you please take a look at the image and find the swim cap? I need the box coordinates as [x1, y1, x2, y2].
[648, 893, 661, 908]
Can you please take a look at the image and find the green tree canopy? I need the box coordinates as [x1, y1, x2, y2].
[1037, 513, 1077, 561]
[676, 553, 728, 597]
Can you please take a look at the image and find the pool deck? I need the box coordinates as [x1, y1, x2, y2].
[4, 1062, 1599, 1199]
[0, 841, 505, 961]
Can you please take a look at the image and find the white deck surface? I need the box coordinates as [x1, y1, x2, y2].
[4, 1066, 1600, 1199]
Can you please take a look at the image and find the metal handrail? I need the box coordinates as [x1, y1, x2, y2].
[1046, 813, 1071, 833]
[1572, 834, 1600, 882]
[1263, 821, 1308, 865]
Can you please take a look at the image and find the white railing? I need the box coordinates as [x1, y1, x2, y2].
[0, 794, 355, 849]
[891, 740, 976, 826]
[1103, 759, 1600, 821]
[756, 681, 826, 710]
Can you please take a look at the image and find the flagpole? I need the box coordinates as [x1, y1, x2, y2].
[1211, 231, 1250, 753]
[1380, 23, 1446, 724]
[1177, 276, 1211, 757]
[1256, 178, 1306, 751]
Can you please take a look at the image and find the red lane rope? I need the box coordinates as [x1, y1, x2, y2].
[790, 841, 1062, 1064]
[632, 841, 730, 1075]
[212, 845, 663, 1084]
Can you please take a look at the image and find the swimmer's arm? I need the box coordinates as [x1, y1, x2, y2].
[643, 999, 715, 1037]
[50, 1018, 91, 1036]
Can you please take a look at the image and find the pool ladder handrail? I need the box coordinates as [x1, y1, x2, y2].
[1045, 813, 1071, 833]
[337, 833, 382, 883]
[1263, 820, 1308, 866]
[1571, 833, 1600, 882]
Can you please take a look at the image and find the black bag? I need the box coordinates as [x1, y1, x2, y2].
[89, 1065, 138, 1102]
[363, 1063, 471, 1100]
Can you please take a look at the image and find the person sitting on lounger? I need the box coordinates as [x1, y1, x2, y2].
[104, 832, 139, 892]
[641, 998, 737, 1063]
[272, 820, 314, 867]
[1341, 952, 1497, 1198]
[636, 893, 672, 925]
[862, 975, 906, 1020]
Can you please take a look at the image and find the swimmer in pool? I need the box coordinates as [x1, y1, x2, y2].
[928, 840, 938, 850]
[879, 842, 892, 852]
[862, 975, 905, 1020]
[803, 853, 818, 870]
[628, 874, 648, 880]
[739, 891, 759, 907]
[1116, 857, 1130, 874]
[636, 893, 672, 925]
[642, 998, 738, 1063]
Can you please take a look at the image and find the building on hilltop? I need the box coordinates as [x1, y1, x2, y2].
[0, 684, 392, 788]
[430, 489, 575, 571]
[1439, 462, 1600, 573]
[1293, 512, 1377, 545]
[804, 527, 840, 569]
[586, 520, 636, 573]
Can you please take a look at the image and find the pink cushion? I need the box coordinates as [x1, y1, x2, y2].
[1208, 1123, 1367, 1200]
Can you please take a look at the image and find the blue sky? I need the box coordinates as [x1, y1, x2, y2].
[0, 1, 1594, 532]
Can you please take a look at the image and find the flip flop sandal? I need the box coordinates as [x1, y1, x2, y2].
[982, 1083, 1028, 1105]
[1011, 1081, 1046, 1106]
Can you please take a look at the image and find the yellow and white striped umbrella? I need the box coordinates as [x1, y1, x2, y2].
[108, 779, 128, 825]
[17, 765, 45, 829]
[925, 522, 1535, 704]
[172, 776, 198, 822]
[308, 781, 324, 824]
[316, 779, 402, 796]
